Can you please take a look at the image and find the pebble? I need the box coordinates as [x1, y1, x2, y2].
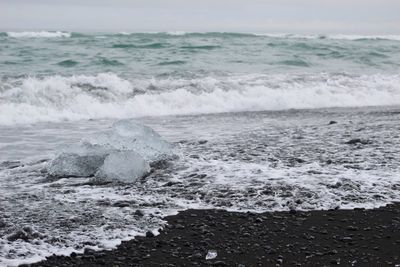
[146, 231, 155, 238]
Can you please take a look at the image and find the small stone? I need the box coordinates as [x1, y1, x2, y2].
[7, 230, 31, 241]
[146, 231, 155, 238]
[330, 259, 340, 265]
[342, 236, 353, 242]
[212, 261, 227, 266]
[175, 224, 185, 229]
[193, 252, 203, 258]
[112, 201, 131, 208]
[345, 139, 371, 145]
[346, 226, 359, 231]
[329, 249, 338, 255]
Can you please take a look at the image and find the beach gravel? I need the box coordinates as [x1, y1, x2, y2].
[25, 203, 400, 266]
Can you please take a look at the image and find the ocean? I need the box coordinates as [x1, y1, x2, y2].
[0, 31, 400, 266]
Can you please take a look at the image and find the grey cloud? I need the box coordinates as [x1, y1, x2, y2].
[0, 0, 399, 33]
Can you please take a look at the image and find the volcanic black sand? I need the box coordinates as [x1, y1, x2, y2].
[24, 203, 400, 267]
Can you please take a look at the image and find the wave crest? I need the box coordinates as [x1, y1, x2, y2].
[6, 31, 71, 38]
[1, 72, 400, 125]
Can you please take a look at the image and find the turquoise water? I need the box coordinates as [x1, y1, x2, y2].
[1, 32, 400, 78]
[1, 32, 400, 125]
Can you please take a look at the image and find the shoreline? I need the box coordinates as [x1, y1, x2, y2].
[24, 203, 400, 266]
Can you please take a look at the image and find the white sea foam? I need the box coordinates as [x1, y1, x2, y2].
[6, 31, 71, 38]
[1, 110, 400, 266]
[165, 31, 189, 36]
[1, 72, 400, 125]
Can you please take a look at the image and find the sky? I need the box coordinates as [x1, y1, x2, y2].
[0, 0, 399, 34]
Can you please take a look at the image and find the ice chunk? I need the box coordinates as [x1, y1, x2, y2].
[47, 143, 111, 177]
[206, 250, 217, 260]
[47, 152, 107, 177]
[46, 120, 173, 181]
[89, 119, 173, 161]
[96, 151, 150, 182]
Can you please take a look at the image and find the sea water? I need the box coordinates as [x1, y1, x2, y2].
[0, 31, 400, 266]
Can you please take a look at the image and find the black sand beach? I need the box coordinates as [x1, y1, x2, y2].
[25, 203, 400, 267]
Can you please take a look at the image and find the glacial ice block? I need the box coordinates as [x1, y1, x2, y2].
[47, 152, 107, 177]
[96, 151, 150, 182]
[89, 119, 173, 161]
[46, 120, 173, 181]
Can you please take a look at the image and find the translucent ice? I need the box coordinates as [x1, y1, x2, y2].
[206, 250, 218, 260]
[46, 120, 173, 180]
[47, 143, 110, 177]
[97, 151, 150, 182]
[89, 119, 173, 161]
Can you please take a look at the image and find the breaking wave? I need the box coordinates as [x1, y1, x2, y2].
[4, 31, 399, 41]
[253, 33, 400, 41]
[128, 32, 400, 41]
[5, 31, 71, 38]
[121, 32, 400, 41]
[1, 72, 400, 125]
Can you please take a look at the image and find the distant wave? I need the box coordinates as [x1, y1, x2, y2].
[111, 32, 400, 41]
[97, 58, 124, 66]
[6, 31, 71, 38]
[165, 31, 187, 36]
[112, 43, 138, 48]
[112, 43, 166, 49]
[253, 33, 400, 41]
[157, 60, 186, 66]
[3, 31, 399, 41]
[106, 31, 260, 38]
[180, 45, 221, 50]
[277, 59, 310, 67]
[57, 59, 79, 67]
[1, 72, 400, 125]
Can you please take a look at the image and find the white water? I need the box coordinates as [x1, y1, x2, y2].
[1, 109, 400, 266]
[5, 31, 71, 38]
[1, 72, 400, 125]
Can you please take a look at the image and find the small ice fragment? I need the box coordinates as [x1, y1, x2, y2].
[206, 250, 217, 260]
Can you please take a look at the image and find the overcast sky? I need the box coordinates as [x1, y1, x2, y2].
[1, 0, 399, 33]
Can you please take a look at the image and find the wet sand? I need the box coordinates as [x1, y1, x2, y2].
[25, 203, 400, 266]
